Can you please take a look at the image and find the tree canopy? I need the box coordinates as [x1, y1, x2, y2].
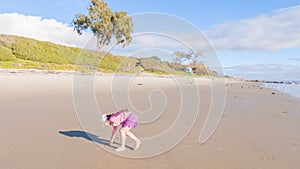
[73, 0, 133, 51]
[173, 51, 202, 65]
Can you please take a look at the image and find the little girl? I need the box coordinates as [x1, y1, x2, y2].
[101, 109, 141, 152]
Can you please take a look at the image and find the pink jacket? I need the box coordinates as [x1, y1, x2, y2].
[109, 110, 131, 127]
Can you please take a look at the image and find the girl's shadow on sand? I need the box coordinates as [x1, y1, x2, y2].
[58, 130, 116, 148]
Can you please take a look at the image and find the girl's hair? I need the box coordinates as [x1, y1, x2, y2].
[106, 114, 112, 121]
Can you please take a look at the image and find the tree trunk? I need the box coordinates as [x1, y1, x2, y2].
[96, 32, 103, 52]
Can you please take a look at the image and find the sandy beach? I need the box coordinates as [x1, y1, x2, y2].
[1, 69, 300, 169]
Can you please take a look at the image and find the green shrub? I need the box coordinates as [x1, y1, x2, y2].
[11, 37, 69, 64]
[0, 34, 218, 76]
[0, 45, 16, 61]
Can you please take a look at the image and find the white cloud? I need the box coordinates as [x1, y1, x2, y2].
[111, 33, 196, 54]
[2, 4, 300, 55]
[207, 5, 300, 50]
[109, 32, 214, 58]
[0, 13, 93, 48]
[0, 13, 205, 54]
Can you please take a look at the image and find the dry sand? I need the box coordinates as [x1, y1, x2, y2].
[0, 69, 300, 169]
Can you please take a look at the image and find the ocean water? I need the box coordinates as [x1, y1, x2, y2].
[263, 83, 300, 99]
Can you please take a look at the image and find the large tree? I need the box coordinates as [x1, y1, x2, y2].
[173, 51, 202, 65]
[73, 0, 133, 51]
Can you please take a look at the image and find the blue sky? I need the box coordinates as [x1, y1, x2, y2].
[0, 0, 299, 81]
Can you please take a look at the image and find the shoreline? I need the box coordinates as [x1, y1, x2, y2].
[2, 68, 299, 98]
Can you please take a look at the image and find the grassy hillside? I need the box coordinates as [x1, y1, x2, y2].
[0, 34, 140, 72]
[0, 34, 218, 76]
